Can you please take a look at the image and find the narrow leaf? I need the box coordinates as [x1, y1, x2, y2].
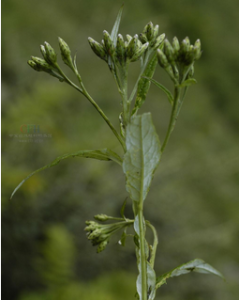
[11, 149, 122, 199]
[120, 198, 127, 219]
[179, 78, 197, 88]
[119, 228, 127, 246]
[132, 53, 158, 115]
[144, 77, 174, 105]
[147, 262, 157, 300]
[156, 258, 224, 289]
[123, 113, 161, 203]
[110, 5, 124, 47]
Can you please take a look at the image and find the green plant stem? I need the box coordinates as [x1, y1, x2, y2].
[55, 64, 126, 151]
[138, 207, 148, 300]
[161, 86, 181, 153]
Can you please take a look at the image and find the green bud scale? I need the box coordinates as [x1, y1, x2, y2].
[88, 37, 107, 61]
[44, 42, 57, 65]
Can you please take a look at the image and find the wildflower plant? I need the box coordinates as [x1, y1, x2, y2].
[12, 6, 224, 300]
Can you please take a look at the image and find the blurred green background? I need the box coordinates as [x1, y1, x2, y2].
[2, 0, 239, 299]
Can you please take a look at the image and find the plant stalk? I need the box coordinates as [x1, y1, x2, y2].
[161, 86, 181, 153]
[138, 205, 148, 300]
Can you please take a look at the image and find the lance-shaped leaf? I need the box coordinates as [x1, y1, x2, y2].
[179, 78, 197, 88]
[11, 149, 122, 199]
[123, 113, 161, 203]
[110, 5, 124, 47]
[156, 258, 225, 289]
[143, 77, 174, 106]
[132, 53, 158, 115]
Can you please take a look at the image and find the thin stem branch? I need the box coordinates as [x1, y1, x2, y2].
[161, 86, 181, 153]
[55, 64, 126, 152]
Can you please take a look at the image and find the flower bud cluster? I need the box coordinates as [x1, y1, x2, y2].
[88, 31, 150, 66]
[157, 37, 202, 83]
[27, 38, 75, 80]
[85, 219, 132, 253]
[139, 21, 165, 50]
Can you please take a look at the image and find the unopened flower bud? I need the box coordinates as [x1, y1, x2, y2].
[88, 229, 102, 240]
[44, 42, 57, 65]
[139, 33, 148, 44]
[116, 34, 126, 64]
[152, 33, 165, 50]
[97, 240, 109, 253]
[194, 39, 202, 60]
[88, 37, 107, 61]
[27, 60, 41, 71]
[94, 214, 110, 222]
[103, 30, 115, 58]
[31, 56, 52, 71]
[164, 39, 176, 62]
[172, 37, 180, 52]
[58, 37, 73, 68]
[126, 34, 133, 44]
[153, 24, 159, 39]
[146, 21, 154, 41]
[131, 42, 149, 62]
[127, 34, 138, 59]
[40, 45, 50, 63]
[157, 48, 169, 68]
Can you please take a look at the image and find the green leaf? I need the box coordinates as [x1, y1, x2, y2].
[11, 149, 122, 200]
[120, 198, 127, 219]
[156, 258, 224, 289]
[179, 78, 197, 88]
[132, 53, 158, 115]
[119, 228, 127, 246]
[110, 5, 124, 47]
[144, 77, 174, 105]
[123, 113, 161, 203]
[147, 262, 156, 300]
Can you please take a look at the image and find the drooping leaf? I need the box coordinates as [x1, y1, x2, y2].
[123, 113, 161, 203]
[143, 77, 174, 106]
[179, 78, 197, 88]
[110, 4, 124, 47]
[132, 53, 158, 115]
[119, 228, 127, 246]
[156, 258, 224, 289]
[147, 262, 156, 300]
[11, 149, 122, 199]
[120, 198, 127, 219]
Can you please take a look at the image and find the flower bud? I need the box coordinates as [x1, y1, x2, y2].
[172, 37, 180, 52]
[58, 37, 73, 68]
[103, 30, 115, 58]
[139, 33, 148, 44]
[44, 42, 57, 65]
[152, 33, 165, 50]
[88, 37, 107, 61]
[88, 229, 102, 240]
[116, 34, 126, 64]
[40, 45, 50, 63]
[94, 214, 110, 222]
[27, 60, 41, 71]
[126, 34, 133, 44]
[127, 34, 138, 59]
[153, 24, 159, 39]
[157, 48, 169, 68]
[146, 21, 154, 41]
[97, 240, 109, 253]
[31, 56, 52, 71]
[194, 39, 202, 60]
[131, 42, 149, 62]
[164, 39, 176, 62]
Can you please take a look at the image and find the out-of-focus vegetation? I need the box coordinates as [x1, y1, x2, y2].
[2, 0, 239, 299]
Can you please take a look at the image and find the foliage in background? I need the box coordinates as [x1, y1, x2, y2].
[2, 0, 239, 299]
